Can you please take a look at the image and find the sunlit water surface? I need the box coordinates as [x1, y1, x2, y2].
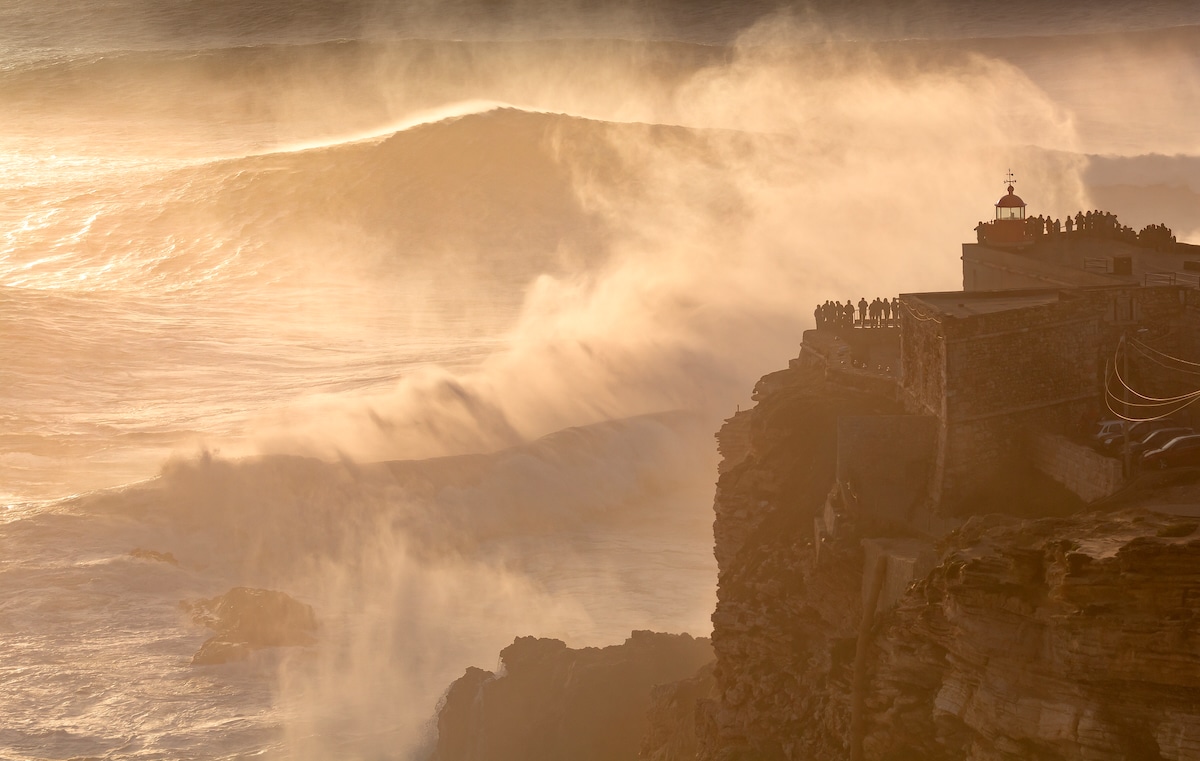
[3, 2, 1200, 759]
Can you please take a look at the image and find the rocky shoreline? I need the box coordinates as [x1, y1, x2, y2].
[428, 362, 1200, 760]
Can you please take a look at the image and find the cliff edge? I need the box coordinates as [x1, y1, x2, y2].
[699, 361, 1200, 761]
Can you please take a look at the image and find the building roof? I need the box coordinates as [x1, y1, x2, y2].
[905, 289, 1062, 318]
[996, 186, 1025, 208]
[968, 237, 1200, 289]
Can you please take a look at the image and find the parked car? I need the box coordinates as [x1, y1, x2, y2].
[1098, 419, 1185, 454]
[1128, 418, 1184, 443]
[1088, 420, 1127, 450]
[1140, 434, 1200, 469]
[1133, 427, 1196, 459]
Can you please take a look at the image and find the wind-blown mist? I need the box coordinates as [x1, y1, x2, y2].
[2, 4, 1199, 761]
[251, 27, 1084, 464]
[241, 21, 1090, 757]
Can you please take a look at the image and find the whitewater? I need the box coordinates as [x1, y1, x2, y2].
[3, 2, 1200, 759]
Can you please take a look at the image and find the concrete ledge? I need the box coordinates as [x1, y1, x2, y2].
[1029, 429, 1123, 502]
[862, 538, 939, 612]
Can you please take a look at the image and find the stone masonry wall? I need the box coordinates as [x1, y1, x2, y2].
[897, 297, 945, 419]
[942, 305, 1099, 423]
[1029, 429, 1123, 503]
[900, 287, 1192, 514]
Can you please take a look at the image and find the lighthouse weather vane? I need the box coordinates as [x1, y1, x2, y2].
[1004, 169, 1016, 192]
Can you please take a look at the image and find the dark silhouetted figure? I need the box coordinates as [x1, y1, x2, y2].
[858, 297, 867, 327]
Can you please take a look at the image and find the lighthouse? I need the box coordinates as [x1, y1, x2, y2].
[976, 171, 1034, 248]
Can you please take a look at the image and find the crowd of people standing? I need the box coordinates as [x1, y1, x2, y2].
[977, 209, 1177, 250]
[814, 296, 901, 329]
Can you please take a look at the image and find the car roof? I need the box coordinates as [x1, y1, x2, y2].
[1145, 427, 1192, 439]
[1163, 434, 1200, 448]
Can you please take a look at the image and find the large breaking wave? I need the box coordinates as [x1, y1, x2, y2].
[3, 7, 1200, 760]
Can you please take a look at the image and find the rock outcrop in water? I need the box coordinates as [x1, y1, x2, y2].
[428, 631, 713, 761]
[184, 587, 317, 665]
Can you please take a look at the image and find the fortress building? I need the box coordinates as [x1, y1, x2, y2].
[800, 176, 1200, 534]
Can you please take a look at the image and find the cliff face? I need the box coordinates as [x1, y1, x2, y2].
[702, 363, 1200, 761]
[868, 512, 1200, 761]
[702, 364, 900, 759]
[429, 631, 713, 761]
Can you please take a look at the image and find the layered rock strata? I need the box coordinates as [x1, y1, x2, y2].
[866, 511, 1200, 760]
[700, 362, 1200, 761]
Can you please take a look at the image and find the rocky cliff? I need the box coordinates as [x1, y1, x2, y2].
[427, 361, 1200, 760]
[699, 362, 1200, 761]
[700, 363, 901, 760]
[866, 511, 1200, 760]
[429, 631, 713, 761]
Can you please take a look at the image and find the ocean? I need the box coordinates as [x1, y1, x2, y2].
[2, 2, 1199, 759]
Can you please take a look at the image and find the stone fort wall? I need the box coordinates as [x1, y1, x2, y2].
[900, 286, 1192, 512]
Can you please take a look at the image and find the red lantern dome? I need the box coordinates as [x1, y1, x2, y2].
[976, 173, 1034, 248]
[995, 184, 1026, 220]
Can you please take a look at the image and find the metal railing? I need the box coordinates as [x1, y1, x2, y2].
[1144, 271, 1200, 288]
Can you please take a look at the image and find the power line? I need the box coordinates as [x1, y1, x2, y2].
[901, 302, 941, 323]
[1103, 340, 1200, 422]
[1127, 338, 1200, 378]
[1132, 336, 1200, 369]
[1111, 346, 1200, 403]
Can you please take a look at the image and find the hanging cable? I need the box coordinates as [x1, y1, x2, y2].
[1111, 344, 1200, 403]
[901, 302, 941, 323]
[1131, 336, 1200, 369]
[1103, 340, 1200, 421]
[1102, 389, 1200, 422]
[1127, 338, 1200, 378]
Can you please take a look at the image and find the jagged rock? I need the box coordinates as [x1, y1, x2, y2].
[642, 662, 716, 761]
[428, 631, 713, 761]
[184, 587, 317, 665]
[191, 638, 254, 666]
[866, 510, 1200, 761]
[703, 363, 1200, 761]
[128, 548, 179, 565]
[704, 365, 898, 760]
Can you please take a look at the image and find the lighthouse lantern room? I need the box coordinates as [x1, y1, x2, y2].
[977, 170, 1034, 248]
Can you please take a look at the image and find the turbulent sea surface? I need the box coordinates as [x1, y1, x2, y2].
[2, 2, 1199, 759]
